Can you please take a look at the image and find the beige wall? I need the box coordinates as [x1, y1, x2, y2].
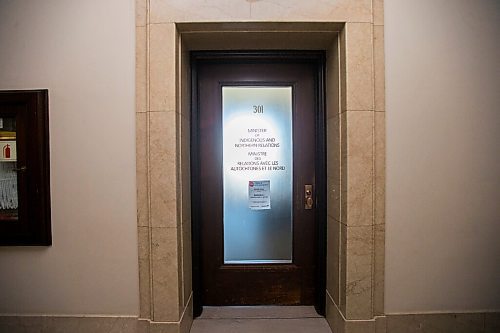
[385, 0, 500, 313]
[1, 0, 499, 320]
[0, 0, 139, 315]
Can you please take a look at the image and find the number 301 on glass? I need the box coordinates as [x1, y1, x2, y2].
[253, 105, 264, 113]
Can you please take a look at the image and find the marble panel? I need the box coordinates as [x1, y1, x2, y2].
[150, 23, 177, 112]
[346, 111, 374, 227]
[136, 0, 148, 27]
[340, 112, 347, 225]
[345, 225, 373, 319]
[138, 226, 151, 318]
[176, 226, 185, 308]
[182, 227, 192, 307]
[180, 113, 191, 226]
[373, 0, 384, 26]
[326, 37, 340, 119]
[250, 0, 372, 23]
[182, 31, 338, 51]
[327, 217, 340, 304]
[151, 227, 181, 322]
[150, 0, 372, 24]
[339, 222, 347, 315]
[374, 111, 385, 225]
[149, 111, 178, 228]
[179, 44, 190, 118]
[150, 0, 250, 23]
[345, 319, 375, 333]
[339, 27, 347, 113]
[374, 26, 385, 112]
[343, 23, 374, 111]
[375, 316, 387, 333]
[139, 257, 152, 319]
[326, 292, 346, 333]
[137, 319, 150, 333]
[137, 112, 149, 227]
[136, 26, 148, 112]
[149, 321, 179, 333]
[373, 223, 385, 316]
[327, 115, 341, 223]
[180, 294, 194, 333]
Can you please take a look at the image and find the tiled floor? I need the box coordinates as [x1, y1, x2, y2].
[190, 306, 332, 333]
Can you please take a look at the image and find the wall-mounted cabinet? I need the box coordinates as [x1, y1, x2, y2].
[0, 90, 51, 245]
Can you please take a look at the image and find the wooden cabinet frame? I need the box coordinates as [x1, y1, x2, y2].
[0, 90, 51, 246]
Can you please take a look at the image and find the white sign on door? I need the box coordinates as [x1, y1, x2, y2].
[248, 180, 271, 210]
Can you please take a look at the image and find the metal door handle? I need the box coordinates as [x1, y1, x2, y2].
[304, 184, 313, 209]
[13, 166, 27, 172]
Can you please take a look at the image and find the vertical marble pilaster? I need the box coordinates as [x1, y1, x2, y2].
[342, 22, 374, 112]
[136, 1, 150, 318]
[345, 111, 374, 227]
[337, 41, 376, 316]
[149, 23, 178, 112]
[149, 111, 178, 228]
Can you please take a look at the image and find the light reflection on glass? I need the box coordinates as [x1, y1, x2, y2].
[223, 86, 293, 264]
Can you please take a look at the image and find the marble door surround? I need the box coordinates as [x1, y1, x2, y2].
[135, 1, 386, 333]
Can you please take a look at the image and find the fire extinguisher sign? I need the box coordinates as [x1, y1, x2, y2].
[0, 141, 16, 161]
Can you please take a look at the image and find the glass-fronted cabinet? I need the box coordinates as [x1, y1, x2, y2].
[0, 116, 19, 221]
[0, 90, 51, 245]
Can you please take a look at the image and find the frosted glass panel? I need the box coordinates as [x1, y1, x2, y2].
[223, 86, 293, 264]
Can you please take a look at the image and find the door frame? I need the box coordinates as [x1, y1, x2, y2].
[190, 51, 327, 317]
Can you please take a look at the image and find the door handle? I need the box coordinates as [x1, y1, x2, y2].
[13, 166, 27, 172]
[304, 184, 313, 209]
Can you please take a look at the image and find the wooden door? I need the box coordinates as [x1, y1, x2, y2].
[191, 52, 326, 311]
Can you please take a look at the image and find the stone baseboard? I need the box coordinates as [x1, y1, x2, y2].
[325, 290, 386, 333]
[139, 293, 193, 333]
[386, 312, 500, 333]
[0, 294, 193, 333]
[0, 315, 138, 333]
[326, 290, 499, 333]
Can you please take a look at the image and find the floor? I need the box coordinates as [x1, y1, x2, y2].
[190, 306, 332, 333]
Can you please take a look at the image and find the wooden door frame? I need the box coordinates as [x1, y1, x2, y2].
[190, 51, 327, 317]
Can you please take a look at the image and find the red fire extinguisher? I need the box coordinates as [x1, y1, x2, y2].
[3, 144, 10, 159]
